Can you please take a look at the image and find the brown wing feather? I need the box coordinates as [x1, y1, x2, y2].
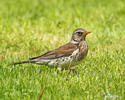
[29, 42, 78, 60]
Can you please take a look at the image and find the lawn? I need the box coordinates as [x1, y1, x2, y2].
[0, 0, 125, 100]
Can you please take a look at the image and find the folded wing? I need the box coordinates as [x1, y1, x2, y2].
[30, 42, 78, 60]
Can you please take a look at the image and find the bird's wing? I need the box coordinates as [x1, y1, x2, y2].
[29, 42, 78, 60]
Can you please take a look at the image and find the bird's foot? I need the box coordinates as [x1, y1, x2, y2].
[58, 67, 76, 73]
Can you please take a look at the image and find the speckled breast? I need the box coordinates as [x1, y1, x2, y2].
[75, 40, 88, 61]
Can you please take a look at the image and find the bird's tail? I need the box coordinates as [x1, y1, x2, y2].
[13, 60, 33, 65]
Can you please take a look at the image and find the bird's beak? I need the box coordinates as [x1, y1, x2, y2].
[85, 31, 91, 35]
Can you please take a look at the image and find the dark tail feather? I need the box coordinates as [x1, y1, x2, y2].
[13, 60, 33, 65]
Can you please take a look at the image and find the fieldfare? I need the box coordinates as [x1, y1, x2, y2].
[14, 28, 91, 70]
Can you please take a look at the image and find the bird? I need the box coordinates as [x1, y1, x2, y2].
[14, 28, 91, 70]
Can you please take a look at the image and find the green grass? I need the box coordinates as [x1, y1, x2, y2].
[0, 0, 125, 99]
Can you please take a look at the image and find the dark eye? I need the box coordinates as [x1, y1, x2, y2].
[77, 32, 82, 36]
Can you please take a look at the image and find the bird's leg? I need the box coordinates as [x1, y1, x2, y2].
[61, 66, 69, 71]
[69, 67, 76, 72]
[60, 66, 76, 73]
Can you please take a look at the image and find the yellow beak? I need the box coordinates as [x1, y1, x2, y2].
[85, 31, 91, 35]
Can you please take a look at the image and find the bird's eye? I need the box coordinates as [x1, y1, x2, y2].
[77, 32, 82, 36]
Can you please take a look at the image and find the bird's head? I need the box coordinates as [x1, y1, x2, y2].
[71, 28, 91, 43]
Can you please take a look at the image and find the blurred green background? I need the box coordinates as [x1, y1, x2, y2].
[0, 0, 125, 100]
